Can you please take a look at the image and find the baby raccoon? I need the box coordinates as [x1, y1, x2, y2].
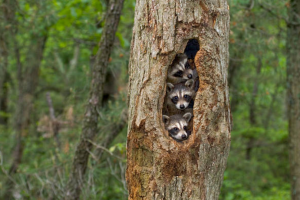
[162, 113, 192, 141]
[167, 53, 195, 85]
[165, 79, 195, 115]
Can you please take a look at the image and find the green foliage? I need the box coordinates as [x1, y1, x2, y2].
[0, 0, 291, 199]
[0, 0, 133, 199]
[220, 0, 290, 199]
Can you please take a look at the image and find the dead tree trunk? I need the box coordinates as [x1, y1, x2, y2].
[64, 0, 124, 199]
[126, 0, 231, 199]
[287, 1, 300, 200]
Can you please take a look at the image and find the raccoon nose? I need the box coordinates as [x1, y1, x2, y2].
[188, 74, 193, 79]
[180, 104, 185, 109]
[182, 134, 187, 139]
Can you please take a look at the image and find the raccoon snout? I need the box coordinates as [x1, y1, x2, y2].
[188, 74, 193, 79]
[180, 104, 185, 109]
[182, 134, 187, 139]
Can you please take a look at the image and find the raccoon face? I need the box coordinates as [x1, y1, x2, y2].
[167, 80, 195, 110]
[162, 113, 192, 141]
[168, 54, 194, 83]
[170, 62, 194, 80]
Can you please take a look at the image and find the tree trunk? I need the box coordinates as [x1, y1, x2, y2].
[3, 35, 47, 199]
[0, 31, 9, 125]
[0, 0, 15, 125]
[1, 3, 48, 197]
[246, 56, 262, 160]
[0, 68, 9, 125]
[126, 1, 231, 200]
[64, 0, 124, 199]
[287, 1, 300, 200]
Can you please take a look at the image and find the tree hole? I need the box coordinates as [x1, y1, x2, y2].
[162, 39, 200, 142]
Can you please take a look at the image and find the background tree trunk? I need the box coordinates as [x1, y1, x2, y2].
[287, 1, 300, 199]
[0, 0, 15, 125]
[1, 2, 48, 199]
[0, 32, 9, 125]
[246, 56, 262, 160]
[3, 35, 47, 199]
[126, 0, 231, 199]
[64, 0, 124, 199]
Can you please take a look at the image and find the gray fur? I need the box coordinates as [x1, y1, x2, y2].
[164, 81, 195, 115]
[167, 53, 194, 85]
[162, 113, 192, 141]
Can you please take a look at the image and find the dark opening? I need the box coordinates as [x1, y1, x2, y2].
[162, 39, 200, 142]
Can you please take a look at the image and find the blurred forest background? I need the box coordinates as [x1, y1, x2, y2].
[0, 0, 291, 199]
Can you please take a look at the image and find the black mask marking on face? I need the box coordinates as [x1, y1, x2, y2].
[168, 127, 179, 136]
[171, 96, 179, 104]
[184, 95, 191, 102]
[174, 70, 183, 77]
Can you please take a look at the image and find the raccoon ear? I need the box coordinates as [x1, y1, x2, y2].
[162, 115, 170, 124]
[166, 83, 174, 93]
[185, 79, 194, 89]
[183, 113, 192, 122]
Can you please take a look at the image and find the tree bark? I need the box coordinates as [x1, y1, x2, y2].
[287, 1, 300, 200]
[64, 0, 124, 199]
[126, 1, 231, 200]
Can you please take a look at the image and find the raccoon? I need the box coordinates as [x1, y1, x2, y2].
[164, 79, 195, 115]
[162, 113, 192, 141]
[167, 53, 195, 85]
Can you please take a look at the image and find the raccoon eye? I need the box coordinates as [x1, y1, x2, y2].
[174, 70, 183, 77]
[184, 95, 191, 99]
[184, 126, 187, 131]
[171, 96, 178, 104]
[172, 127, 179, 132]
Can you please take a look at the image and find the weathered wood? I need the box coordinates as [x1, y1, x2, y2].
[126, 0, 231, 199]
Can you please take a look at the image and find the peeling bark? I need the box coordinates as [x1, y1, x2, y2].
[287, 1, 300, 199]
[126, 0, 231, 199]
